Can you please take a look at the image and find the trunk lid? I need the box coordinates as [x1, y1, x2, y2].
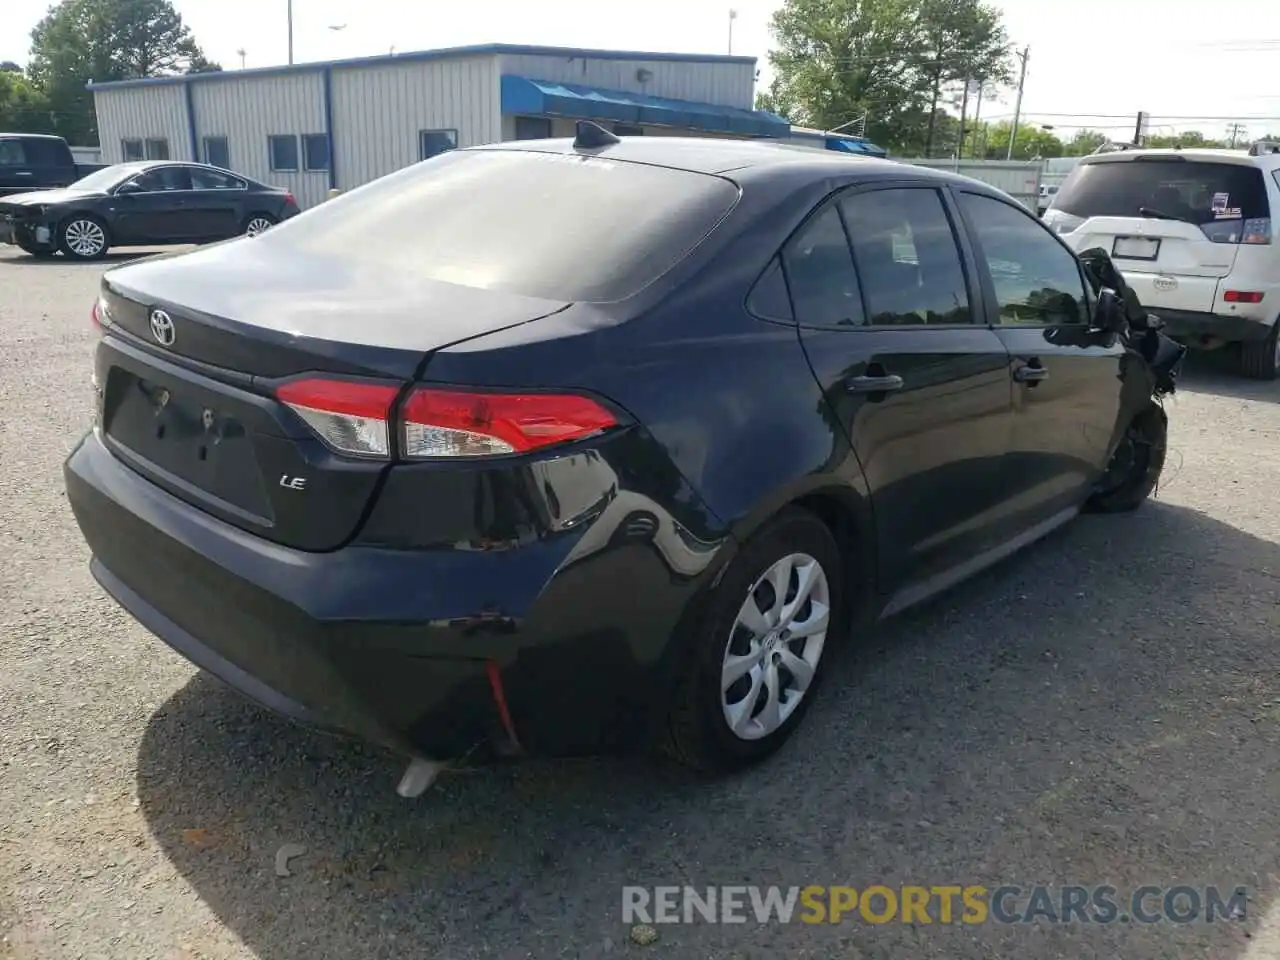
[96, 239, 570, 551]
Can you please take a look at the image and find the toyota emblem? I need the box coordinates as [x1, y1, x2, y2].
[149, 309, 176, 346]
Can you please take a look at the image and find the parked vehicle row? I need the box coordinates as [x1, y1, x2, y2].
[1044, 147, 1280, 379]
[0, 160, 300, 259]
[63, 123, 1183, 795]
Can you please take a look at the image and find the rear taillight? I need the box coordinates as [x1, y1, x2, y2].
[90, 296, 108, 331]
[401, 388, 618, 458]
[1224, 290, 1265, 304]
[1243, 217, 1272, 244]
[284, 192, 296, 207]
[276, 378, 400, 458]
[275, 379, 619, 460]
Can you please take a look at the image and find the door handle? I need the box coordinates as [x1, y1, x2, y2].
[1013, 363, 1049, 384]
[846, 374, 904, 393]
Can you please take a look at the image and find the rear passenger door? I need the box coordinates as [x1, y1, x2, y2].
[785, 183, 1016, 597]
[955, 189, 1126, 528]
[185, 166, 248, 239]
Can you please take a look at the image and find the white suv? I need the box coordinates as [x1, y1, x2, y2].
[1044, 148, 1280, 379]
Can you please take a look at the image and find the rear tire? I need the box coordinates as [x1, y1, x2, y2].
[57, 216, 109, 261]
[1086, 401, 1168, 514]
[662, 507, 846, 773]
[1239, 320, 1280, 381]
[242, 213, 276, 237]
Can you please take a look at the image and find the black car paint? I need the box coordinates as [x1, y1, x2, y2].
[64, 141, 1158, 765]
[0, 133, 106, 198]
[0, 161, 299, 254]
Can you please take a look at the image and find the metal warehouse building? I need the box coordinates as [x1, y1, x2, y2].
[87, 43, 883, 209]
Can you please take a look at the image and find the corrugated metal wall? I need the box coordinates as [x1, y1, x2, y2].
[191, 72, 330, 209]
[92, 86, 191, 163]
[330, 56, 500, 189]
[895, 158, 1042, 211]
[497, 53, 756, 109]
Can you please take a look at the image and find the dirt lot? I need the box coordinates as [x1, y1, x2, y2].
[3, 245, 1280, 960]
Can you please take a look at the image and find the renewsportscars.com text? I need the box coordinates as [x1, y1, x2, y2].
[622, 884, 1249, 925]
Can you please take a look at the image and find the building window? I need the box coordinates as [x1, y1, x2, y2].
[302, 133, 329, 171]
[614, 124, 644, 136]
[269, 135, 299, 171]
[202, 136, 230, 169]
[514, 116, 552, 140]
[121, 138, 144, 162]
[145, 138, 169, 160]
[419, 129, 458, 161]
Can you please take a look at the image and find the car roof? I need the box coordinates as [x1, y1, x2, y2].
[473, 135, 985, 189]
[1080, 147, 1280, 171]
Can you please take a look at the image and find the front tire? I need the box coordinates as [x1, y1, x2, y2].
[1240, 320, 1280, 381]
[15, 239, 56, 259]
[58, 216, 109, 261]
[1087, 401, 1168, 513]
[663, 507, 846, 772]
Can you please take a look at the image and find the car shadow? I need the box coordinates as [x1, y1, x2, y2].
[135, 500, 1279, 958]
[1176, 348, 1280, 404]
[0, 248, 189, 267]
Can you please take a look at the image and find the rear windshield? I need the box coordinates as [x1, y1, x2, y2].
[1054, 159, 1269, 226]
[271, 148, 741, 302]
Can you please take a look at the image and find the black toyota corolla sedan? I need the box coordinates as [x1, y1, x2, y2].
[64, 124, 1172, 794]
[0, 160, 299, 260]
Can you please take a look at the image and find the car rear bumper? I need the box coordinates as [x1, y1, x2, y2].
[64, 429, 726, 760]
[1148, 308, 1275, 343]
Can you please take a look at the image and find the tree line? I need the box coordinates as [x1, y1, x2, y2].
[0, 0, 218, 146]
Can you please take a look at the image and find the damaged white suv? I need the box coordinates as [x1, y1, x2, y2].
[1044, 146, 1280, 379]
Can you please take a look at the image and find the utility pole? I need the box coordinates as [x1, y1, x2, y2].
[956, 80, 972, 166]
[1227, 121, 1247, 148]
[1133, 111, 1147, 146]
[728, 9, 737, 55]
[287, 0, 294, 65]
[1006, 46, 1029, 160]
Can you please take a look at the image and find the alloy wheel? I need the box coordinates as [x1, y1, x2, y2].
[721, 552, 831, 741]
[245, 217, 273, 237]
[64, 219, 105, 258]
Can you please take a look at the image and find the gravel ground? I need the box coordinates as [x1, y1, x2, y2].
[3, 244, 1280, 960]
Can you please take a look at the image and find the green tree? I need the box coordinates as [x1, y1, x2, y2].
[760, 0, 1013, 156]
[1063, 129, 1109, 156]
[917, 0, 1012, 157]
[0, 69, 55, 133]
[1144, 130, 1226, 149]
[982, 120, 1063, 159]
[27, 0, 219, 144]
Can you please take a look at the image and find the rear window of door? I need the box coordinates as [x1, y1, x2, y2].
[189, 167, 246, 190]
[273, 148, 741, 302]
[130, 167, 193, 192]
[780, 205, 865, 327]
[838, 187, 971, 325]
[960, 192, 1088, 326]
[1054, 159, 1269, 234]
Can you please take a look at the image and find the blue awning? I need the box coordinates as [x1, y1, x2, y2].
[500, 74, 791, 139]
[825, 136, 887, 157]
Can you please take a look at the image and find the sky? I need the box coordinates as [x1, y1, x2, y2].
[6, 0, 1280, 140]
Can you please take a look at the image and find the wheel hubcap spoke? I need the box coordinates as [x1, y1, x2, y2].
[720, 550, 832, 742]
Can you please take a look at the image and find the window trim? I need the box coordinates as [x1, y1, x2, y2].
[767, 180, 982, 332]
[418, 128, 458, 161]
[953, 186, 1091, 330]
[268, 134, 300, 172]
[121, 138, 145, 162]
[301, 133, 329, 172]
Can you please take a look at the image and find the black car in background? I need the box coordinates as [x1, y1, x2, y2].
[0, 132, 108, 198]
[0, 160, 300, 260]
[64, 126, 1172, 791]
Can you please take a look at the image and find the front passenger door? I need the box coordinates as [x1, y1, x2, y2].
[789, 184, 1016, 599]
[955, 190, 1127, 529]
[110, 166, 194, 242]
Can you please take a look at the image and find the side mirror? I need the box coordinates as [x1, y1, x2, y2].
[114, 181, 142, 195]
[1092, 288, 1128, 335]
